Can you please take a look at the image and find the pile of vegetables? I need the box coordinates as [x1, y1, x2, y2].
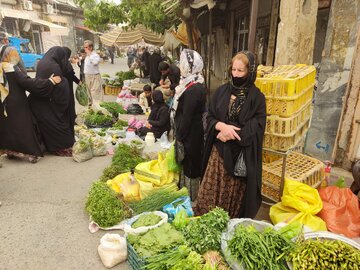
[112, 119, 128, 129]
[116, 70, 136, 81]
[183, 207, 229, 254]
[128, 185, 188, 215]
[84, 109, 113, 127]
[145, 245, 204, 270]
[100, 102, 126, 116]
[132, 213, 162, 229]
[85, 181, 131, 227]
[106, 78, 123, 87]
[127, 223, 184, 257]
[227, 225, 294, 270]
[288, 238, 360, 270]
[100, 144, 147, 181]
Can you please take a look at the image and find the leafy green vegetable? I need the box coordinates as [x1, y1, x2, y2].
[113, 119, 128, 129]
[116, 70, 136, 81]
[99, 144, 147, 181]
[172, 209, 189, 230]
[100, 102, 126, 115]
[85, 181, 131, 227]
[84, 109, 113, 126]
[127, 223, 184, 258]
[228, 225, 294, 270]
[132, 213, 162, 228]
[182, 207, 229, 254]
[128, 186, 189, 215]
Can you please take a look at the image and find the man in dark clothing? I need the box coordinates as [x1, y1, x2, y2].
[148, 48, 163, 87]
[108, 46, 115, 64]
[141, 47, 150, 77]
[158, 61, 181, 91]
[77, 49, 86, 82]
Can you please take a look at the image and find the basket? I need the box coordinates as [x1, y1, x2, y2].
[255, 65, 316, 97]
[263, 119, 310, 151]
[262, 152, 324, 202]
[127, 241, 146, 270]
[104, 85, 121, 95]
[265, 101, 312, 136]
[265, 84, 314, 117]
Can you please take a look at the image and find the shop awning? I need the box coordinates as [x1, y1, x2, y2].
[32, 19, 69, 36]
[1, 8, 31, 20]
[100, 25, 164, 47]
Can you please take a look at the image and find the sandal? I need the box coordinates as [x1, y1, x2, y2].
[28, 156, 40, 164]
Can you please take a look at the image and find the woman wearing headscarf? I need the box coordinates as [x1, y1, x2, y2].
[195, 51, 266, 218]
[0, 47, 61, 163]
[62, 47, 81, 136]
[137, 90, 170, 139]
[171, 49, 206, 200]
[28, 46, 75, 156]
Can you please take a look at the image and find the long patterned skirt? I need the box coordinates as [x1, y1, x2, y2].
[195, 146, 246, 218]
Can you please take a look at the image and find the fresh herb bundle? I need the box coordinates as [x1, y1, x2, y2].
[84, 110, 112, 126]
[112, 119, 128, 129]
[128, 186, 188, 215]
[85, 181, 131, 227]
[100, 102, 126, 115]
[132, 213, 162, 229]
[182, 207, 229, 254]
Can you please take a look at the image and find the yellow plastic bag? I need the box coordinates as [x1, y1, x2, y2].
[106, 172, 131, 193]
[269, 179, 327, 231]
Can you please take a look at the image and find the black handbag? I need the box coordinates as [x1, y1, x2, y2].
[233, 150, 247, 177]
[174, 140, 185, 163]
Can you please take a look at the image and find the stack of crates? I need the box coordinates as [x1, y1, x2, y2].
[256, 64, 321, 201]
[256, 64, 316, 151]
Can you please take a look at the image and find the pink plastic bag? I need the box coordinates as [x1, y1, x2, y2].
[318, 186, 360, 238]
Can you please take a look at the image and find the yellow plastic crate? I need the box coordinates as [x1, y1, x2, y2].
[265, 84, 314, 117]
[256, 65, 316, 97]
[262, 152, 324, 202]
[263, 119, 310, 151]
[265, 101, 312, 136]
[104, 85, 121, 95]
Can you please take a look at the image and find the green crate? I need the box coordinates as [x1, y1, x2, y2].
[127, 241, 146, 270]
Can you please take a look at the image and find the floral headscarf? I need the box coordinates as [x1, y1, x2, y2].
[170, 49, 204, 121]
[0, 47, 21, 116]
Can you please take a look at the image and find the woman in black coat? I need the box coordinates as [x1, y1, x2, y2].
[137, 90, 170, 139]
[29, 46, 75, 156]
[195, 51, 266, 218]
[171, 49, 206, 200]
[0, 47, 61, 163]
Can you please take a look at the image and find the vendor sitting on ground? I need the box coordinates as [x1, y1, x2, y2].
[138, 84, 152, 112]
[136, 90, 170, 139]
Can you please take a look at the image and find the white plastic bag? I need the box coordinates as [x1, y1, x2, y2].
[221, 218, 274, 270]
[123, 211, 168, 236]
[72, 139, 93, 163]
[97, 233, 127, 268]
[90, 137, 107, 156]
[159, 131, 172, 149]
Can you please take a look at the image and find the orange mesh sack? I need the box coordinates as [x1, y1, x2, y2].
[318, 186, 360, 238]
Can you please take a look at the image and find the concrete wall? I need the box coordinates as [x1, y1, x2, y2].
[274, 0, 318, 65]
[305, 0, 360, 162]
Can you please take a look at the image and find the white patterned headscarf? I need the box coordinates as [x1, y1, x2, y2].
[170, 49, 204, 121]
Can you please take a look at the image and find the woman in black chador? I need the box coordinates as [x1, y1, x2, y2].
[29, 46, 75, 156]
[0, 47, 61, 163]
[195, 51, 266, 218]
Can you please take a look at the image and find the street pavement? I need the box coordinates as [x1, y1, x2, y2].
[0, 58, 131, 270]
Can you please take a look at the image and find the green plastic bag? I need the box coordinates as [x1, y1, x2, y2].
[166, 143, 181, 173]
[75, 83, 89, 106]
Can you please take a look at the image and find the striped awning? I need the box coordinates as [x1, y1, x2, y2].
[100, 25, 164, 47]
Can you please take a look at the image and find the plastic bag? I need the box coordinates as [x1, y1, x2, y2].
[97, 233, 127, 268]
[72, 139, 93, 162]
[317, 186, 360, 238]
[159, 131, 171, 149]
[233, 150, 247, 177]
[120, 174, 140, 202]
[90, 137, 107, 156]
[75, 83, 89, 106]
[166, 143, 181, 173]
[162, 196, 193, 222]
[269, 179, 327, 231]
[106, 172, 131, 194]
[123, 211, 168, 235]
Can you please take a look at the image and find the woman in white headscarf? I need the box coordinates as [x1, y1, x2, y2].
[0, 47, 61, 163]
[171, 49, 206, 200]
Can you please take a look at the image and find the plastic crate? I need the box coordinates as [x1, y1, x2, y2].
[256, 65, 316, 97]
[262, 152, 324, 202]
[263, 119, 310, 151]
[127, 241, 146, 270]
[104, 85, 121, 95]
[265, 84, 314, 117]
[265, 101, 312, 136]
